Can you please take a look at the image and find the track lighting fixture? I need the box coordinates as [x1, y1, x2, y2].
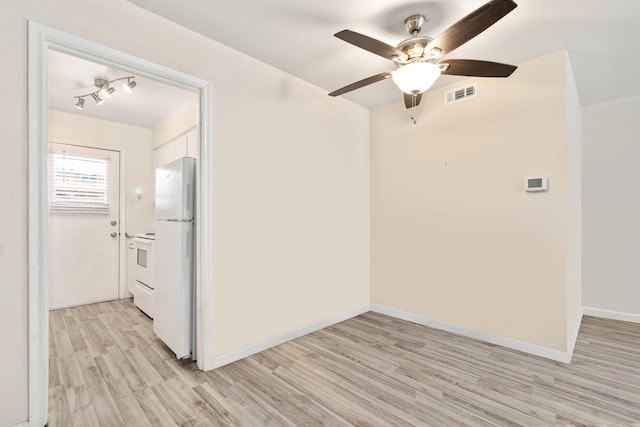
[72, 75, 136, 109]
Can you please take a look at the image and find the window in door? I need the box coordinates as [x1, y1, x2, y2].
[49, 147, 111, 211]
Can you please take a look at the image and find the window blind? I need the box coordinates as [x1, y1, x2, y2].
[49, 150, 111, 211]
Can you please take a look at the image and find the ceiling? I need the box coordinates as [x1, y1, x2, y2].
[48, 49, 197, 129]
[124, 0, 640, 109]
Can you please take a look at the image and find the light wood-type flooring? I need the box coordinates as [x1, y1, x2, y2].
[49, 299, 640, 426]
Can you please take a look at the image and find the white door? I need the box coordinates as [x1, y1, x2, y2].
[48, 142, 121, 309]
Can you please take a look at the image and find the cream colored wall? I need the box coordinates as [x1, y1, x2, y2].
[371, 50, 577, 352]
[212, 80, 370, 354]
[2, 2, 369, 424]
[583, 94, 640, 316]
[152, 95, 197, 150]
[48, 110, 155, 234]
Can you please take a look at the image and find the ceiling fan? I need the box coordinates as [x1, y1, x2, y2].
[329, 0, 518, 109]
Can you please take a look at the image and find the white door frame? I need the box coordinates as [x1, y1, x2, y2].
[28, 22, 214, 426]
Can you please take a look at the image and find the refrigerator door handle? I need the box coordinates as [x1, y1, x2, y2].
[185, 183, 190, 219]
[186, 227, 191, 260]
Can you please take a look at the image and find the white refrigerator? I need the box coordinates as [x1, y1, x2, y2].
[154, 156, 196, 359]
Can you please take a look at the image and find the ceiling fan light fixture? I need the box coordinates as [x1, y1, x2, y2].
[392, 62, 441, 94]
[328, 0, 518, 109]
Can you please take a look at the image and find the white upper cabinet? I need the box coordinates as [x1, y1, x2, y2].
[153, 126, 198, 169]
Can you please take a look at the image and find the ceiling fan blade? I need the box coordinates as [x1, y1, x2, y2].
[404, 92, 423, 109]
[329, 72, 391, 97]
[430, 0, 517, 55]
[439, 59, 516, 77]
[335, 30, 407, 62]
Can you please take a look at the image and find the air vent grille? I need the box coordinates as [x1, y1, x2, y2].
[445, 83, 477, 105]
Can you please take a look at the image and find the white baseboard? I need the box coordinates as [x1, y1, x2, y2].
[203, 305, 370, 371]
[583, 306, 640, 324]
[370, 304, 573, 363]
[12, 421, 28, 427]
[49, 297, 120, 311]
[203, 303, 592, 371]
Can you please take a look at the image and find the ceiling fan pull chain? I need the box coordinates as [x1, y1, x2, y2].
[409, 93, 418, 124]
[408, 104, 417, 124]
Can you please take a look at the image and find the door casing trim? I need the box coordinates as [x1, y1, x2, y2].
[28, 21, 214, 426]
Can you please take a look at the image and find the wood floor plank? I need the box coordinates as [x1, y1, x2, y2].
[49, 356, 62, 388]
[150, 379, 200, 426]
[49, 309, 66, 332]
[110, 395, 153, 427]
[65, 385, 101, 427]
[105, 345, 148, 393]
[192, 383, 244, 426]
[87, 382, 126, 427]
[48, 385, 72, 427]
[58, 353, 85, 388]
[291, 338, 432, 421]
[125, 347, 165, 387]
[237, 357, 350, 426]
[163, 377, 236, 427]
[133, 387, 179, 427]
[223, 378, 297, 426]
[74, 351, 104, 386]
[49, 299, 640, 426]
[52, 329, 74, 356]
[106, 377, 153, 427]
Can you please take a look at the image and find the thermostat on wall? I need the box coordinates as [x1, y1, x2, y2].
[524, 177, 548, 192]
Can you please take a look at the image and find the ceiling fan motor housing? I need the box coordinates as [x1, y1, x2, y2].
[404, 14, 429, 35]
[397, 36, 437, 62]
[397, 15, 443, 63]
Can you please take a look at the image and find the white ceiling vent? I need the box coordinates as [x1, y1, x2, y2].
[445, 83, 477, 105]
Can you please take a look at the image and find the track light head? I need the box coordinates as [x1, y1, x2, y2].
[95, 78, 115, 99]
[99, 85, 115, 99]
[74, 97, 85, 110]
[123, 79, 137, 93]
[91, 93, 104, 105]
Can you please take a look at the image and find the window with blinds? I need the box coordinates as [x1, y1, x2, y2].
[49, 151, 111, 211]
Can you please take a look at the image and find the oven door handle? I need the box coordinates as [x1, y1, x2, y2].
[131, 238, 152, 249]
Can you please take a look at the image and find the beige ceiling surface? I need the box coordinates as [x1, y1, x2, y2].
[124, 0, 640, 109]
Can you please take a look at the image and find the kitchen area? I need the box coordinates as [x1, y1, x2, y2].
[47, 48, 201, 360]
[126, 125, 199, 360]
[129, 156, 196, 359]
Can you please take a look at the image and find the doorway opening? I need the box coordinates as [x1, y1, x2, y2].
[28, 22, 214, 426]
[47, 48, 198, 310]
